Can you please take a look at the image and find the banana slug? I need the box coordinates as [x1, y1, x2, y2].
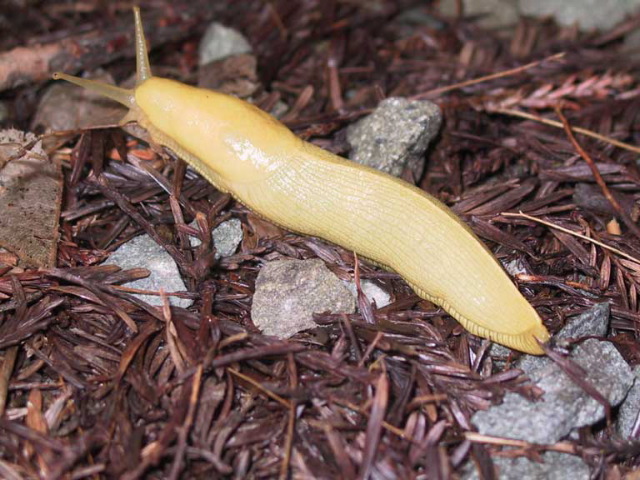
[53, 8, 550, 354]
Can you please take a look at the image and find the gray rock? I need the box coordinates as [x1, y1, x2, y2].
[438, 0, 520, 29]
[513, 303, 611, 378]
[462, 451, 589, 480]
[105, 234, 192, 308]
[519, 0, 640, 31]
[198, 23, 252, 66]
[555, 302, 610, 342]
[345, 280, 391, 309]
[252, 259, 355, 338]
[347, 97, 442, 179]
[212, 218, 243, 258]
[473, 339, 634, 444]
[502, 258, 529, 277]
[189, 218, 243, 259]
[617, 365, 640, 439]
[490, 303, 610, 369]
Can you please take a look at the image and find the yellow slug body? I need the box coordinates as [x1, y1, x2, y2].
[53, 8, 550, 354]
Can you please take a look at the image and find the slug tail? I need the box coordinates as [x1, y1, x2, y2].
[491, 323, 550, 355]
[133, 6, 153, 85]
[51, 72, 135, 109]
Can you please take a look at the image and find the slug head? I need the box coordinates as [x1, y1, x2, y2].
[52, 7, 296, 186]
[51, 7, 151, 126]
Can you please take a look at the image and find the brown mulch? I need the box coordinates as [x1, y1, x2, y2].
[1, 0, 640, 478]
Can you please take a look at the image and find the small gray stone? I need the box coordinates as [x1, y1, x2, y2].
[345, 280, 392, 309]
[462, 451, 589, 480]
[473, 339, 634, 444]
[105, 234, 192, 308]
[617, 366, 640, 439]
[252, 259, 355, 338]
[519, 0, 640, 31]
[212, 218, 243, 258]
[199, 23, 252, 66]
[189, 218, 243, 259]
[347, 97, 442, 179]
[502, 258, 528, 277]
[555, 302, 610, 342]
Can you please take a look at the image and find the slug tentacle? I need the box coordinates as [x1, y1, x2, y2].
[52, 8, 551, 355]
[133, 6, 152, 85]
[51, 73, 135, 109]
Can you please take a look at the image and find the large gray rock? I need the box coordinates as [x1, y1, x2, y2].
[617, 365, 640, 439]
[519, 0, 640, 31]
[252, 259, 355, 338]
[105, 234, 192, 308]
[473, 339, 634, 444]
[347, 97, 442, 179]
[439, 0, 640, 32]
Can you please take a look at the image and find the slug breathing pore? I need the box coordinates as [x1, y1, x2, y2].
[53, 7, 551, 354]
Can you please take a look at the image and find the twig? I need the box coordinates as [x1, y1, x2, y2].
[555, 105, 640, 240]
[227, 368, 291, 409]
[0, 2, 221, 91]
[169, 364, 203, 480]
[464, 432, 578, 454]
[411, 52, 565, 99]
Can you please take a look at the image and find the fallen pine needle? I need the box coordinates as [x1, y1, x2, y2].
[228, 368, 291, 409]
[492, 108, 640, 155]
[464, 432, 577, 454]
[501, 211, 640, 265]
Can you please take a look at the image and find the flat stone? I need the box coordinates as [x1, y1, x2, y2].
[0, 129, 62, 268]
[347, 97, 442, 179]
[252, 259, 355, 338]
[105, 234, 192, 308]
